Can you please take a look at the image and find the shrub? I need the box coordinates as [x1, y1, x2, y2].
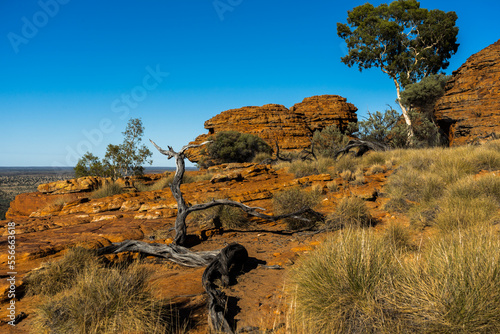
[273, 187, 322, 230]
[357, 108, 401, 145]
[312, 124, 353, 157]
[288, 229, 396, 333]
[202, 131, 272, 167]
[90, 182, 124, 199]
[357, 107, 444, 148]
[326, 196, 372, 228]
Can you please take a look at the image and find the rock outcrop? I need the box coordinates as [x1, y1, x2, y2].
[186, 95, 357, 162]
[434, 39, 500, 146]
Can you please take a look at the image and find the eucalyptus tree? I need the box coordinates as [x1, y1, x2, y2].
[337, 0, 459, 138]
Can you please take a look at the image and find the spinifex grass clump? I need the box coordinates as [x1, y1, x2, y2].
[288, 229, 397, 333]
[273, 187, 322, 230]
[90, 182, 124, 199]
[28, 247, 177, 334]
[188, 201, 249, 229]
[326, 196, 372, 228]
[392, 228, 500, 333]
[25, 247, 102, 296]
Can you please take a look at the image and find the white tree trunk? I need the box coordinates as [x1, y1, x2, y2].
[394, 78, 415, 140]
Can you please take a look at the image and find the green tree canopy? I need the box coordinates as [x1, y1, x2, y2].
[75, 118, 153, 179]
[337, 0, 459, 137]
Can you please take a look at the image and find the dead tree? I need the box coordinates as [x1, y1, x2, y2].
[149, 139, 322, 246]
[333, 139, 389, 159]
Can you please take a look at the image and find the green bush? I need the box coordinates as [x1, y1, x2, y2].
[201, 131, 272, 167]
[272, 187, 322, 230]
[357, 107, 444, 148]
[312, 123, 354, 157]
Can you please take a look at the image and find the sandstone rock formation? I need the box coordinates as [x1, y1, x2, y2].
[186, 95, 357, 162]
[434, 39, 500, 146]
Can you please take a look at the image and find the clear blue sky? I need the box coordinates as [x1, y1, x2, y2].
[1, 0, 499, 167]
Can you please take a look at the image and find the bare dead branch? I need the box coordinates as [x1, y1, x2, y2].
[97, 240, 220, 267]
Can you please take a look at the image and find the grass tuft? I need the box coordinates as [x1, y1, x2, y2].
[273, 187, 322, 230]
[91, 182, 124, 199]
[326, 196, 372, 228]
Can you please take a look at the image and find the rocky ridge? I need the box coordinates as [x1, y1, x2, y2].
[0, 163, 389, 333]
[434, 39, 500, 145]
[186, 95, 357, 162]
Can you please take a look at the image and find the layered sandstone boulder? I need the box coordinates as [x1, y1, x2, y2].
[186, 95, 357, 163]
[37, 176, 112, 194]
[434, 39, 500, 145]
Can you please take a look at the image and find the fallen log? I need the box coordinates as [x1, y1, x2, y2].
[333, 139, 389, 158]
[203, 243, 248, 333]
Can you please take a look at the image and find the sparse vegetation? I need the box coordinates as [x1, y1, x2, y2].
[188, 201, 249, 229]
[273, 187, 322, 230]
[90, 182, 124, 199]
[199, 131, 273, 168]
[28, 247, 178, 334]
[288, 229, 396, 333]
[326, 196, 372, 229]
[75, 118, 153, 179]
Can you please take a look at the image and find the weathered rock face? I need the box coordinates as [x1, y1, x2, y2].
[289, 95, 358, 132]
[37, 176, 112, 194]
[186, 95, 357, 162]
[434, 39, 500, 146]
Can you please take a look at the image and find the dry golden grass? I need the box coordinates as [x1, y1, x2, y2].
[28, 248, 179, 334]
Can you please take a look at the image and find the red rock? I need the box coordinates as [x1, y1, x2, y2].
[186, 95, 357, 162]
[434, 39, 500, 145]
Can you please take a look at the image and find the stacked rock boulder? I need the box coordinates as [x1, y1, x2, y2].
[186, 95, 357, 163]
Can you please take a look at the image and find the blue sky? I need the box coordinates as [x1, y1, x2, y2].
[1, 0, 499, 167]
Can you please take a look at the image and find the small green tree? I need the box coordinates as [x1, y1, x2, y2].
[358, 107, 442, 148]
[312, 123, 357, 157]
[337, 0, 459, 138]
[74, 152, 108, 178]
[200, 131, 272, 167]
[74, 118, 153, 179]
[357, 108, 401, 145]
